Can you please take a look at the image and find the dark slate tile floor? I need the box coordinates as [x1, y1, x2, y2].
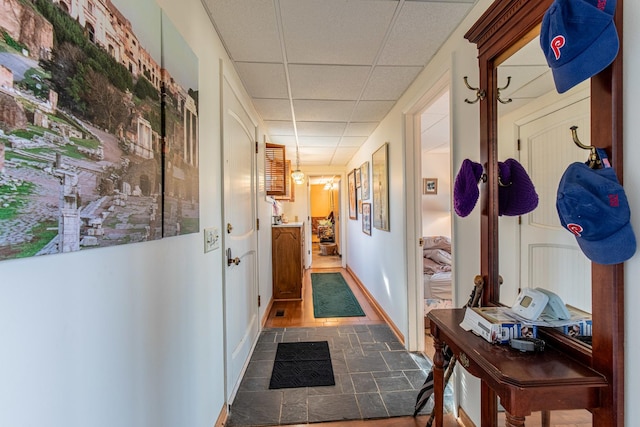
[226, 324, 453, 426]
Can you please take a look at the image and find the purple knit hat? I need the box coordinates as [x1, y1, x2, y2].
[498, 158, 539, 216]
[454, 159, 484, 217]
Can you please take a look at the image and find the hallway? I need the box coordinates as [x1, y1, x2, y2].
[224, 268, 458, 427]
[238, 269, 592, 427]
[310, 242, 342, 270]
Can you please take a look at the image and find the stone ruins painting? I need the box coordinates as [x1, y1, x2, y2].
[160, 11, 199, 237]
[0, 0, 200, 261]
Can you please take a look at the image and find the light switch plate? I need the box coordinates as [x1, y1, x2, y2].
[204, 227, 220, 252]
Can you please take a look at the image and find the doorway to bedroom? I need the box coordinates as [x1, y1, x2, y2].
[309, 175, 341, 269]
[419, 89, 454, 324]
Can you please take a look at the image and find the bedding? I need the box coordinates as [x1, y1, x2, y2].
[423, 236, 453, 322]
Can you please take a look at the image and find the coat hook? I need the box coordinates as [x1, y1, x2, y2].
[570, 126, 601, 169]
[463, 76, 486, 104]
[497, 76, 512, 104]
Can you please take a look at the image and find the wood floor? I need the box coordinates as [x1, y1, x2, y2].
[261, 268, 591, 427]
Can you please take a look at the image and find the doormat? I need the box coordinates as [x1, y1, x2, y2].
[311, 272, 366, 318]
[268, 341, 335, 389]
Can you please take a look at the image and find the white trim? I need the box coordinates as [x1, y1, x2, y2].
[403, 71, 451, 352]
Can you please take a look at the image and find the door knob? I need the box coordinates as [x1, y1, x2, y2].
[227, 223, 233, 234]
[226, 248, 241, 266]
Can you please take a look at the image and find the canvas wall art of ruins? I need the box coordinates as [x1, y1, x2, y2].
[0, 0, 200, 261]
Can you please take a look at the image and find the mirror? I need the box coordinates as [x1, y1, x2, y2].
[496, 35, 592, 318]
[466, 1, 624, 424]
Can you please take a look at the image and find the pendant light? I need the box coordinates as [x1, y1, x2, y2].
[291, 145, 305, 185]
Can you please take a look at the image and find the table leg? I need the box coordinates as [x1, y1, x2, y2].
[541, 410, 550, 427]
[432, 333, 445, 427]
[505, 412, 526, 427]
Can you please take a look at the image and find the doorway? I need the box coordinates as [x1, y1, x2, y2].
[419, 90, 454, 320]
[308, 175, 342, 269]
[403, 73, 453, 352]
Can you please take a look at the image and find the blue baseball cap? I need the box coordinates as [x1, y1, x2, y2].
[540, 0, 619, 94]
[556, 162, 636, 265]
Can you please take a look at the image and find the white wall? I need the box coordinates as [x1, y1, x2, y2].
[422, 151, 452, 237]
[623, 1, 640, 424]
[1, 1, 638, 426]
[0, 0, 262, 425]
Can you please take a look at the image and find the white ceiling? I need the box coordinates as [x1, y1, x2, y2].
[203, 0, 476, 167]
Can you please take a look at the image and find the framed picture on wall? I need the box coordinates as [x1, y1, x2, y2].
[355, 167, 361, 188]
[357, 187, 362, 214]
[348, 169, 357, 219]
[423, 178, 438, 195]
[372, 142, 389, 231]
[360, 161, 370, 199]
[362, 202, 371, 235]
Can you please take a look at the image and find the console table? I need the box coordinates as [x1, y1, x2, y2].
[427, 309, 607, 427]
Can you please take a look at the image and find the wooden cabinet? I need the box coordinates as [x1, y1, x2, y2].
[272, 223, 304, 300]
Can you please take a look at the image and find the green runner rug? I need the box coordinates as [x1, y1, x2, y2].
[311, 272, 366, 318]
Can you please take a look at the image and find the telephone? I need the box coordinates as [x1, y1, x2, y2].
[511, 288, 548, 320]
[511, 287, 571, 321]
[537, 288, 571, 320]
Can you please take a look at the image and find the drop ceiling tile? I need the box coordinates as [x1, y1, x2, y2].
[268, 135, 296, 146]
[235, 62, 288, 99]
[252, 98, 292, 121]
[422, 116, 449, 150]
[298, 136, 340, 147]
[421, 91, 449, 130]
[296, 121, 347, 136]
[498, 65, 553, 99]
[339, 136, 368, 147]
[303, 157, 334, 166]
[289, 65, 370, 100]
[264, 120, 295, 136]
[378, 2, 472, 66]
[279, 0, 396, 65]
[299, 146, 335, 156]
[331, 146, 359, 166]
[362, 66, 423, 100]
[344, 122, 378, 137]
[292, 100, 356, 122]
[351, 100, 396, 122]
[298, 146, 334, 164]
[421, 112, 447, 131]
[206, 0, 282, 62]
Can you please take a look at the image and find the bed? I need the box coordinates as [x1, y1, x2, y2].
[423, 236, 453, 327]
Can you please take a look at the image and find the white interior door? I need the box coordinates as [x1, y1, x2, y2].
[222, 74, 259, 401]
[518, 97, 592, 312]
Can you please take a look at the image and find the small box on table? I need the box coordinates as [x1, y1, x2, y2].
[460, 306, 537, 344]
[554, 305, 592, 337]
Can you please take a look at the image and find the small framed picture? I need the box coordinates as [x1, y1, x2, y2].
[423, 178, 438, 195]
[355, 167, 361, 188]
[360, 161, 370, 199]
[362, 203, 371, 235]
[348, 169, 357, 219]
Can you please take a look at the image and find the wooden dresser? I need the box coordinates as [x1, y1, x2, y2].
[272, 223, 304, 300]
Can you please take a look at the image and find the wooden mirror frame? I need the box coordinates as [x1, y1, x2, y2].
[465, 1, 624, 426]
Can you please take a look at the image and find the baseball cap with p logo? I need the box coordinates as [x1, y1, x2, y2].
[556, 158, 636, 265]
[540, 0, 619, 93]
